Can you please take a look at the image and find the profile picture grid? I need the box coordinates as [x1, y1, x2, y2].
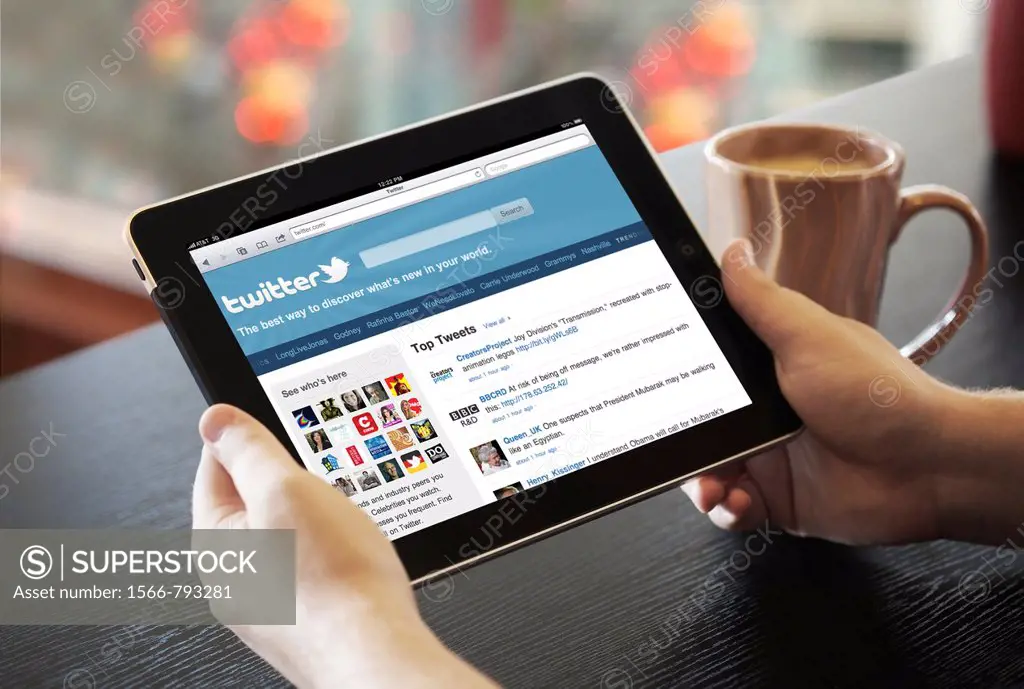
[470, 441, 510, 476]
[424, 443, 448, 463]
[319, 453, 342, 472]
[331, 475, 358, 497]
[352, 411, 379, 436]
[355, 468, 382, 491]
[305, 429, 333, 454]
[317, 398, 344, 422]
[362, 382, 389, 406]
[400, 450, 428, 474]
[298, 366, 447, 487]
[364, 435, 392, 460]
[326, 422, 355, 445]
[291, 406, 320, 430]
[399, 397, 422, 420]
[385, 373, 412, 397]
[340, 389, 367, 413]
[410, 419, 438, 443]
[377, 459, 405, 483]
[386, 427, 415, 451]
[344, 445, 365, 466]
[377, 403, 402, 428]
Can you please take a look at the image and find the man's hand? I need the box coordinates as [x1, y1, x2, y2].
[192, 404, 497, 689]
[683, 240, 958, 545]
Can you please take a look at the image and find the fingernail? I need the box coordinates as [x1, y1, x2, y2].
[200, 405, 237, 445]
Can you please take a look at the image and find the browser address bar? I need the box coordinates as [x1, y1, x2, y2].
[291, 167, 485, 239]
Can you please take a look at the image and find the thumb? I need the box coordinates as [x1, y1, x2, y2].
[720, 239, 837, 358]
[199, 404, 303, 506]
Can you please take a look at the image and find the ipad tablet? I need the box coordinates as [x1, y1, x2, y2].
[127, 74, 801, 585]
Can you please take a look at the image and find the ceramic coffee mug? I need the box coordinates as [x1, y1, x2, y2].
[704, 122, 989, 364]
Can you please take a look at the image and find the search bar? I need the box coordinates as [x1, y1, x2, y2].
[290, 168, 485, 239]
[359, 198, 533, 269]
[484, 134, 591, 177]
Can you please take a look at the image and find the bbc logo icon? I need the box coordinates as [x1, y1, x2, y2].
[448, 404, 479, 421]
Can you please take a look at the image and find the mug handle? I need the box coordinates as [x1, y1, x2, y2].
[890, 184, 989, 365]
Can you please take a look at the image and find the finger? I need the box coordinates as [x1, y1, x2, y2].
[707, 477, 770, 532]
[720, 239, 835, 359]
[681, 476, 728, 513]
[708, 488, 753, 530]
[731, 475, 770, 530]
[199, 404, 302, 505]
[192, 445, 244, 529]
[681, 460, 745, 512]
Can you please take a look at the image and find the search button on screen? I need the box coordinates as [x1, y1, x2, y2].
[491, 198, 534, 224]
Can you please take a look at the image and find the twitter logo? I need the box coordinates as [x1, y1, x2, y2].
[319, 257, 350, 284]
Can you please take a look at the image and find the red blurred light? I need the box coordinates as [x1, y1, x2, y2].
[643, 87, 716, 152]
[235, 96, 309, 146]
[280, 0, 348, 48]
[470, 0, 507, 55]
[235, 97, 269, 143]
[274, 109, 310, 146]
[630, 26, 693, 96]
[683, 4, 755, 78]
[229, 18, 286, 70]
[643, 122, 678, 153]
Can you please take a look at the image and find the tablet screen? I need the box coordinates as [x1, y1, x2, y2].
[189, 121, 752, 539]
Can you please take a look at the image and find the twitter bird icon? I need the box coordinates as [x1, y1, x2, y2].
[319, 257, 350, 284]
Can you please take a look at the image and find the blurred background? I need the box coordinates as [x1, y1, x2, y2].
[0, 0, 989, 375]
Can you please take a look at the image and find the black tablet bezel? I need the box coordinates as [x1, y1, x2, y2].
[128, 74, 801, 584]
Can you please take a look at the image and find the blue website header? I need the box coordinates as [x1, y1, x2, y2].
[201, 145, 642, 357]
[247, 224, 651, 373]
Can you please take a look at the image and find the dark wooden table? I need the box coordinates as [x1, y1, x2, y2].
[2, 56, 1023, 688]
